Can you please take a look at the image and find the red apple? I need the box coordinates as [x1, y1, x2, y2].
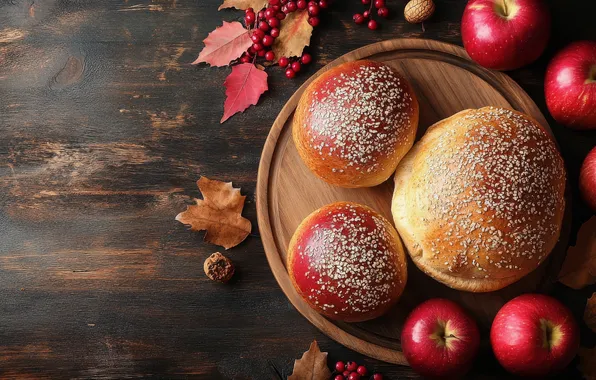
[401, 299, 480, 379]
[580, 146, 596, 211]
[461, 0, 551, 71]
[545, 41, 596, 129]
[490, 294, 580, 377]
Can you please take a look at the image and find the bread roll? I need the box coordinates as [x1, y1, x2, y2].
[288, 202, 408, 322]
[392, 107, 566, 292]
[293, 60, 419, 188]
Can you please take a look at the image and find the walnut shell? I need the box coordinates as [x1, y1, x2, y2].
[404, 0, 435, 24]
[204, 252, 235, 283]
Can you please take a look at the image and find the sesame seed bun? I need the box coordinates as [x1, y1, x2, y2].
[293, 60, 419, 188]
[288, 202, 408, 322]
[392, 107, 566, 293]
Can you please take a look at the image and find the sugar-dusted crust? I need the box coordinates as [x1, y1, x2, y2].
[288, 202, 408, 322]
[293, 60, 419, 188]
[392, 107, 566, 292]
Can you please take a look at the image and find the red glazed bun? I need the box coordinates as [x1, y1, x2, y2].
[288, 202, 408, 322]
[293, 60, 419, 188]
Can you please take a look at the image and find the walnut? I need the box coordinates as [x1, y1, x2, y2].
[404, 0, 435, 24]
[204, 252, 235, 283]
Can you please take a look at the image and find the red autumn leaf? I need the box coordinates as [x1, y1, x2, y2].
[221, 63, 268, 123]
[192, 21, 252, 67]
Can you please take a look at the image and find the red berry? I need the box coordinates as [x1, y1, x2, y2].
[353, 13, 365, 24]
[248, 46, 256, 55]
[374, 0, 384, 8]
[368, 19, 379, 30]
[335, 361, 345, 372]
[297, 0, 307, 9]
[291, 61, 301, 72]
[262, 35, 274, 46]
[240, 55, 252, 63]
[356, 366, 367, 376]
[362, 0, 370, 3]
[270, 27, 280, 38]
[279, 56, 289, 67]
[268, 17, 280, 28]
[265, 51, 275, 61]
[286, 1, 297, 12]
[245, 12, 255, 25]
[276, 11, 286, 19]
[251, 34, 261, 43]
[346, 362, 357, 372]
[318, 0, 329, 8]
[253, 29, 265, 38]
[253, 42, 264, 51]
[257, 49, 266, 57]
[348, 373, 360, 380]
[373, 374, 383, 380]
[265, 7, 276, 18]
[285, 68, 296, 78]
[378, 6, 389, 18]
[258, 10, 265, 18]
[343, 371, 350, 377]
[363, 10, 370, 18]
[334, 376, 344, 380]
[258, 21, 270, 31]
[308, 3, 319, 15]
[270, 0, 280, 4]
[308, 16, 320, 26]
[245, 7, 254, 13]
[301, 53, 312, 64]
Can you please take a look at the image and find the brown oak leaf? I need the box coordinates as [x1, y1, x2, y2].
[586, 293, 596, 333]
[288, 340, 331, 380]
[579, 346, 596, 380]
[218, 0, 268, 11]
[559, 216, 596, 289]
[272, 9, 313, 61]
[176, 177, 251, 249]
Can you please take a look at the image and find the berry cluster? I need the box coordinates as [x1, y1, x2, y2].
[333, 361, 383, 380]
[353, 0, 390, 30]
[240, 0, 330, 78]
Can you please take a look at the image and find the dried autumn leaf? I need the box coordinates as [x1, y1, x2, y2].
[559, 216, 596, 289]
[272, 9, 313, 61]
[288, 340, 331, 380]
[585, 293, 596, 333]
[218, 0, 268, 11]
[579, 346, 596, 380]
[192, 21, 252, 67]
[221, 63, 268, 123]
[176, 177, 251, 249]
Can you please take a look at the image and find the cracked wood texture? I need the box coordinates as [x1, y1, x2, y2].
[0, 1, 595, 379]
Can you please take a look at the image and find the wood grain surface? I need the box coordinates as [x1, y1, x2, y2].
[1, 0, 595, 379]
[257, 38, 572, 365]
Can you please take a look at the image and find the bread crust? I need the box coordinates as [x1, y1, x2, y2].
[293, 60, 419, 188]
[288, 202, 408, 322]
[392, 107, 566, 292]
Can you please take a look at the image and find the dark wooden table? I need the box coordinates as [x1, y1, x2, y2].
[1, 1, 595, 379]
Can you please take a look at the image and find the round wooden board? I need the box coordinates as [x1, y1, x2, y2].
[256, 38, 571, 365]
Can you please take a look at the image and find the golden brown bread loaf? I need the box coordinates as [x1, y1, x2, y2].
[288, 202, 408, 322]
[392, 107, 566, 292]
[293, 60, 419, 188]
